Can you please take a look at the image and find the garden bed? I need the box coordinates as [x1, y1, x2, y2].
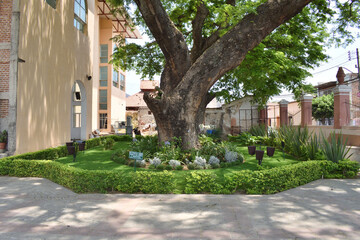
[0, 132, 359, 194]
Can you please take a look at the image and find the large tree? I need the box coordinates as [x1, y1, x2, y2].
[109, 0, 359, 149]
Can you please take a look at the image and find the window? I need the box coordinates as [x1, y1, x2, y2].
[74, 0, 86, 32]
[45, 0, 57, 9]
[100, 44, 108, 63]
[100, 113, 108, 129]
[99, 90, 107, 110]
[120, 73, 125, 91]
[73, 83, 81, 101]
[99, 66, 108, 87]
[113, 69, 119, 87]
[73, 106, 81, 128]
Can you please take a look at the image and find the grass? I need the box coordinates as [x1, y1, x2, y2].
[56, 141, 300, 193]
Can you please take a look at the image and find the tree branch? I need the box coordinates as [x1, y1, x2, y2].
[191, 2, 209, 63]
[133, 0, 191, 85]
[177, 0, 313, 108]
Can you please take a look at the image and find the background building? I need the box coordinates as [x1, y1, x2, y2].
[0, 0, 140, 155]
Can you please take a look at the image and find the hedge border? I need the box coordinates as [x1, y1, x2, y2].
[3, 135, 132, 161]
[0, 158, 358, 194]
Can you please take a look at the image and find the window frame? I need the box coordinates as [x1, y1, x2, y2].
[100, 44, 108, 63]
[99, 113, 108, 129]
[99, 66, 108, 87]
[120, 73, 125, 91]
[74, 0, 87, 33]
[99, 89, 108, 110]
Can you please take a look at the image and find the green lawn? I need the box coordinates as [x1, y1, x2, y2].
[56, 141, 300, 193]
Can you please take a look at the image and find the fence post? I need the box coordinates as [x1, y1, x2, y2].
[334, 85, 352, 129]
[301, 94, 313, 127]
[279, 99, 289, 126]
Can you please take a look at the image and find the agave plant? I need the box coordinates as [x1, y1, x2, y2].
[278, 125, 309, 159]
[321, 132, 352, 163]
[303, 133, 321, 160]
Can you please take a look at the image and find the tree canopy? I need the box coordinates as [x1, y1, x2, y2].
[312, 93, 334, 123]
[106, 0, 360, 149]
[109, 0, 359, 105]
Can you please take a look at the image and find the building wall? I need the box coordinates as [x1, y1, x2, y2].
[0, 0, 12, 131]
[15, 0, 95, 154]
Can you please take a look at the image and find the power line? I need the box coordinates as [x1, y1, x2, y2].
[312, 60, 351, 75]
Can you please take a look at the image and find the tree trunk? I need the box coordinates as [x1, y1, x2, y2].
[144, 89, 213, 150]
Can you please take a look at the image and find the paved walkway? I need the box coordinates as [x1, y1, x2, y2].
[0, 177, 359, 240]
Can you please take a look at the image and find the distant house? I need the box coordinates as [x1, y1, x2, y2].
[126, 80, 159, 135]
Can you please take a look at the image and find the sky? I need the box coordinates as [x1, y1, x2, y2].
[125, 33, 360, 97]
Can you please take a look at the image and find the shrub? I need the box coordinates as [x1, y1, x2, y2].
[249, 124, 267, 137]
[225, 151, 238, 163]
[187, 163, 196, 170]
[104, 138, 115, 150]
[175, 165, 184, 171]
[110, 150, 127, 164]
[223, 160, 355, 194]
[116, 171, 174, 193]
[4, 146, 68, 161]
[150, 157, 162, 167]
[303, 134, 321, 160]
[194, 156, 207, 168]
[278, 125, 309, 159]
[131, 135, 159, 156]
[208, 156, 220, 165]
[0, 158, 358, 194]
[184, 172, 224, 194]
[165, 165, 172, 170]
[156, 164, 165, 171]
[169, 160, 181, 169]
[3, 135, 132, 161]
[321, 132, 352, 163]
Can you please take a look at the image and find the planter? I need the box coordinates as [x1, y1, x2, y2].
[78, 141, 86, 151]
[248, 146, 256, 155]
[67, 146, 76, 155]
[267, 147, 275, 157]
[66, 142, 74, 147]
[0, 142, 6, 153]
[256, 150, 264, 165]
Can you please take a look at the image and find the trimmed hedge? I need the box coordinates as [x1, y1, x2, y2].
[223, 160, 359, 194]
[0, 158, 358, 194]
[3, 135, 132, 161]
[0, 159, 173, 193]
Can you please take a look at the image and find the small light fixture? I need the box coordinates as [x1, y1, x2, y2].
[86, 75, 92, 81]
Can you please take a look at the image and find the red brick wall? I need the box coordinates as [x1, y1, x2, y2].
[0, 99, 9, 118]
[351, 81, 360, 124]
[0, 0, 12, 43]
[0, 50, 10, 93]
[0, 0, 12, 119]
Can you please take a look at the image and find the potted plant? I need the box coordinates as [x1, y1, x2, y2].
[266, 146, 275, 157]
[247, 137, 257, 155]
[255, 149, 264, 165]
[0, 130, 8, 153]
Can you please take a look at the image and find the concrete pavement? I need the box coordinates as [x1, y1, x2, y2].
[0, 176, 359, 240]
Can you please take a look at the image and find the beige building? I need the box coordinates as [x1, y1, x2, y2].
[0, 0, 140, 155]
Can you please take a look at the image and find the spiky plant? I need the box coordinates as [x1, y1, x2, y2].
[321, 132, 352, 163]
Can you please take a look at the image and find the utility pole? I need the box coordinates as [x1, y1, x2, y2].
[357, 48, 360, 90]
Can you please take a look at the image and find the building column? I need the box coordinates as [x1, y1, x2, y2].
[279, 99, 289, 126]
[301, 94, 313, 127]
[334, 85, 351, 129]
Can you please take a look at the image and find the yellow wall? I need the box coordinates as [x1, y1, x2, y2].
[16, 0, 96, 154]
